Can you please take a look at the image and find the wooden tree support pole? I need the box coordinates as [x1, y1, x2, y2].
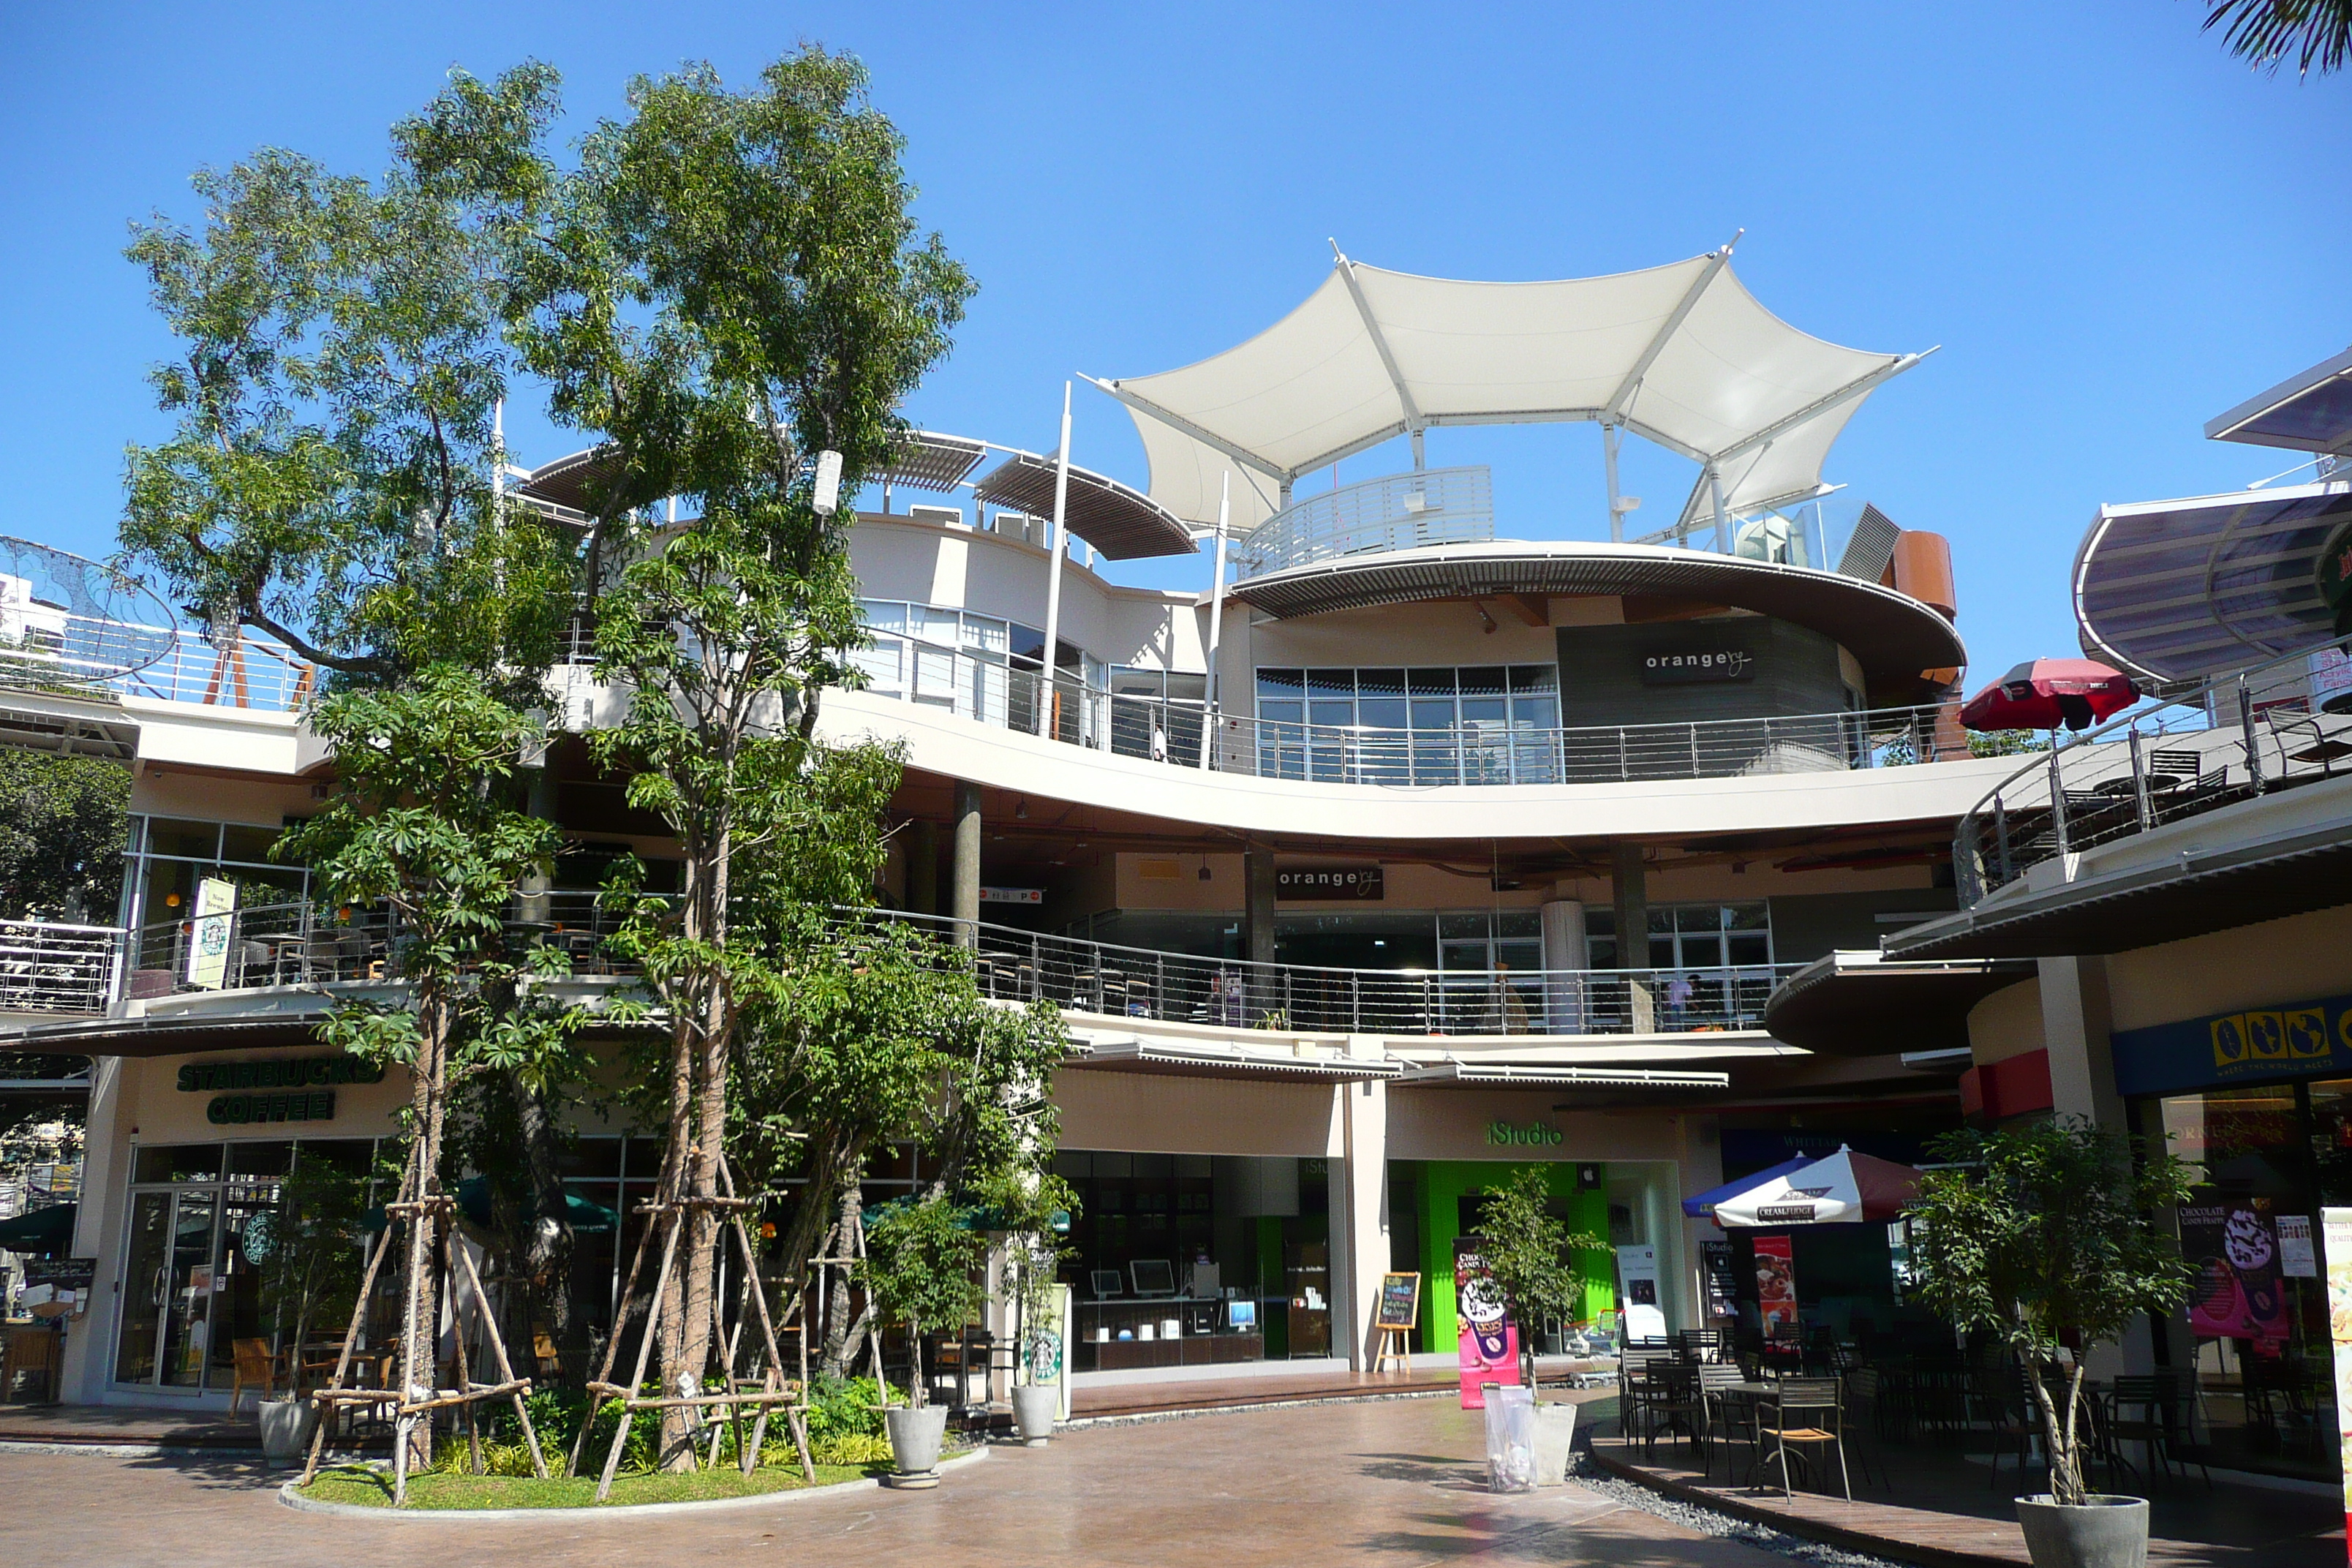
[567, 1188, 657, 1478]
[448, 1226, 550, 1479]
[596, 1206, 683, 1502]
[297, 1144, 419, 1490]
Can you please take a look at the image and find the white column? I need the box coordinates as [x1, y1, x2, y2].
[2038, 955, 2124, 1128]
[1197, 473, 1232, 770]
[61, 1057, 126, 1403]
[1539, 900, 1586, 1034]
[1335, 1039, 1391, 1371]
[1040, 381, 1074, 736]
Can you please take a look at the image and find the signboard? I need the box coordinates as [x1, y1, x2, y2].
[1640, 649, 1754, 685]
[2318, 1207, 2352, 1554]
[178, 1055, 384, 1127]
[1754, 1233, 1799, 1333]
[1452, 1236, 1519, 1408]
[1275, 866, 1383, 900]
[2282, 1215, 2321, 1279]
[1376, 1272, 1422, 1331]
[2182, 1202, 2290, 1346]
[979, 886, 1043, 905]
[1485, 1120, 1562, 1147]
[1699, 1240, 1737, 1321]
[23, 1256, 94, 1291]
[2110, 990, 2352, 1098]
[1616, 1244, 1666, 1342]
[185, 877, 237, 991]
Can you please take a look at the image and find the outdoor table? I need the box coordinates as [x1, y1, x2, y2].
[250, 932, 307, 984]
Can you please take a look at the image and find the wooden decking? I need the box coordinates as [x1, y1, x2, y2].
[1591, 1433, 2341, 1568]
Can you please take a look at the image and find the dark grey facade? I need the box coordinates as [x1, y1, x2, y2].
[1553, 615, 1857, 730]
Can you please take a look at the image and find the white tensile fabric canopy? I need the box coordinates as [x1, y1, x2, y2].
[1092, 246, 1928, 534]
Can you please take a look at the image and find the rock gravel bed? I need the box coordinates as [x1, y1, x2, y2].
[1569, 1456, 1909, 1568]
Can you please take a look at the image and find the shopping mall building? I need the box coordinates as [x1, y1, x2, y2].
[3, 247, 2024, 1409]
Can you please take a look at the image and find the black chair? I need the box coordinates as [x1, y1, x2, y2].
[1676, 1327, 1725, 1364]
[2109, 1371, 2211, 1488]
[1842, 1367, 1893, 1491]
[1757, 1376, 1852, 1500]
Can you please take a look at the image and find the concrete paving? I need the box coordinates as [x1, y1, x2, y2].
[0, 1395, 1784, 1567]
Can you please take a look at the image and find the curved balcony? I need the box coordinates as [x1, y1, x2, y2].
[1233, 466, 1493, 579]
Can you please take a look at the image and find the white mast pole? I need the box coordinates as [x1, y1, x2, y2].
[1603, 423, 1624, 543]
[1709, 465, 1731, 554]
[1196, 472, 1232, 770]
[1041, 380, 1074, 737]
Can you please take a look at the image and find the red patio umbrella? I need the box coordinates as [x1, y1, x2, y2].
[1959, 658, 2137, 734]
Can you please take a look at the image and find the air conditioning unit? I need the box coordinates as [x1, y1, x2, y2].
[908, 504, 963, 529]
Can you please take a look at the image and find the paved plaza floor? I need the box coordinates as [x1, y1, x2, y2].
[0, 1395, 1785, 1567]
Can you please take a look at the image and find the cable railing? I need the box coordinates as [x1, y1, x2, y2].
[1233, 465, 1495, 579]
[0, 919, 120, 1016]
[1953, 636, 2352, 905]
[0, 607, 317, 714]
[867, 910, 1796, 1039]
[851, 638, 1968, 784]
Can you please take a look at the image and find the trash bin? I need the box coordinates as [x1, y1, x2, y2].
[1531, 1401, 1578, 1486]
[1481, 1383, 1537, 1493]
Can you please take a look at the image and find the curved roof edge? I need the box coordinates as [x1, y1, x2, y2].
[1226, 541, 1966, 693]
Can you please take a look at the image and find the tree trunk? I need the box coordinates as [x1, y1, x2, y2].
[510, 1071, 581, 1382]
[2027, 1358, 2085, 1504]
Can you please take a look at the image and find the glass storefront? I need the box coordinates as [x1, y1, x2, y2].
[2137, 1082, 2349, 1480]
[113, 1139, 377, 1394]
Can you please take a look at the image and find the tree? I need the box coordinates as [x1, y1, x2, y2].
[403, 48, 974, 1466]
[2204, 0, 2352, 75]
[0, 753, 128, 922]
[255, 1154, 374, 1386]
[1472, 1166, 1607, 1390]
[858, 1194, 987, 1409]
[274, 667, 584, 1461]
[1909, 1117, 2195, 1504]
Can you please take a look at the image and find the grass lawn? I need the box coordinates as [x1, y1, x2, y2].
[298, 1460, 877, 1509]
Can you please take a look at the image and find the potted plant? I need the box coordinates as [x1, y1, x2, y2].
[1471, 1165, 1606, 1485]
[986, 1170, 1079, 1446]
[1911, 1117, 2193, 1568]
[859, 1194, 987, 1487]
[249, 1157, 370, 1464]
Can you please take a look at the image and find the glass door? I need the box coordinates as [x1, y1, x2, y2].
[113, 1192, 172, 1384]
[113, 1188, 222, 1389]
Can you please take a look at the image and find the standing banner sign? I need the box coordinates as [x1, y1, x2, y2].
[1754, 1234, 1798, 1333]
[1616, 1244, 1666, 1342]
[2182, 1202, 2291, 1346]
[186, 878, 238, 992]
[1452, 1236, 1518, 1409]
[2320, 1208, 2352, 1557]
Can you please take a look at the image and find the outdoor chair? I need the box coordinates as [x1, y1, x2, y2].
[1687, 1362, 1754, 1482]
[1675, 1327, 1724, 1363]
[1644, 1363, 1708, 1460]
[228, 1337, 276, 1414]
[1617, 1350, 1676, 1447]
[1, 1325, 60, 1403]
[1757, 1376, 1852, 1501]
[1841, 1367, 1893, 1491]
[2109, 1372, 2211, 1488]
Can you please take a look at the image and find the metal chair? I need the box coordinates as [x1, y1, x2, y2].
[1757, 1376, 1852, 1500]
[2109, 1371, 2211, 1488]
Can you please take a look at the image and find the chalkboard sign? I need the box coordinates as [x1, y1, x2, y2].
[1375, 1271, 1421, 1330]
[25, 1256, 94, 1291]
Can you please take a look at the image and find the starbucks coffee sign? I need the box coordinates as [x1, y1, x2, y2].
[177, 1055, 385, 1126]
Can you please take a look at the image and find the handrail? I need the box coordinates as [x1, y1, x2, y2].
[1951, 634, 2352, 905]
[1233, 466, 1494, 579]
[0, 919, 122, 1017]
[851, 635, 1969, 785]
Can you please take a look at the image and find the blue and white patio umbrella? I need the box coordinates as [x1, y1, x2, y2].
[1705, 1147, 1922, 1229]
[1681, 1156, 1820, 1221]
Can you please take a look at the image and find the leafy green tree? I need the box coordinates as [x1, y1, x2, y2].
[255, 1154, 374, 1385]
[1910, 1117, 2195, 1504]
[1472, 1165, 1607, 1388]
[2204, 0, 2352, 75]
[402, 47, 973, 1464]
[858, 1194, 987, 1409]
[0, 753, 128, 921]
[274, 667, 584, 1458]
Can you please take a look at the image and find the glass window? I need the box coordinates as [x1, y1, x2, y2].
[219, 824, 282, 864]
[145, 819, 220, 860]
[223, 1141, 293, 1176]
[962, 614, 1009, 654]
[1458, 666, 1507, 696]
[1509, 664, 1558, 693]
[1307, 668, 1354, 700]
[1438, 912, 1489, 940]
[135, 1144, 222, 1185]
[859, 599, 907, 634]
[914, 606, 960, 647]
[1408, 668, 1455, 696]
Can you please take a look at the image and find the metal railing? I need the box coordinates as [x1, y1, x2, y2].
[0, 920, 121, 1016]
[0, 607, 316, 714]
[1234, 466, 1494, 578]
[870, 910, 1795, 1038]
[123, 893, 641, 1000]
[1953, 637, 2352, 904]
[853, 638, 1968, 784]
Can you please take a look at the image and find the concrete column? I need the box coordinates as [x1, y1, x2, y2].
[952, 781, 982, 949]
[908, 818, 938, 916]
[1335, 1038, 1390, 1371]
[61, 1058, 125, 1403]
[2038, 955, 2124, 1128]
[1539, 899, 1586, 1034]
[1611, 844, 1654, 1033]
[1243, 845, 1277, 966]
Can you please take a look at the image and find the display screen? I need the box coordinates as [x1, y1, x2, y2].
[1226, 1298, 1257, 1330]
[1129, 1259, 1175, 1297]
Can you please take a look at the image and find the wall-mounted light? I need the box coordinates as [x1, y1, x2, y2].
[812, 449, 844, 517]
[1014, 799, 1028, 820]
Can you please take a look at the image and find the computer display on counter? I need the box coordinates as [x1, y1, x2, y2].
[1129, 1259, 1176, 1297]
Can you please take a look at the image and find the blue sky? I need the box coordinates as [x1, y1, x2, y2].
[5, 1, 2347, 684]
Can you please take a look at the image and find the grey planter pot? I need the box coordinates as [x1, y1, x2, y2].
[2016, 1494, 2150, 1568]
[1530, 1401, 1578, 1487]
[884, 1404, 950, 1488]
[1011, 1384, 1058, 1446]
[257, 1397, 320, 1467]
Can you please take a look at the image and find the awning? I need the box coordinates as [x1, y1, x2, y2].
[0, 1202, 75, 1256]
[2073, 480, 2352, 685]
[1710, 1147, 1921, 1227]
[1066, 1039, 1399, 1082]
[1092, 248, 1927, 533]
[1398, 1062, 1729, 1091]
[2206, 347, 2352, 456]
[1763, 951, 2036, 1057]
[455, 1175, 619, 1235]
[970, 451, 1197, 560]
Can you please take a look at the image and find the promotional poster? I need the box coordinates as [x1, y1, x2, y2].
[2321, 1208, 2352, 1558]
[2182, 1202, 2291, 1346]
[1615, 1244, 1667, 1342]
[1452, 1236, 1520, 1409]
[1754, 1234, 1799, 1333]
